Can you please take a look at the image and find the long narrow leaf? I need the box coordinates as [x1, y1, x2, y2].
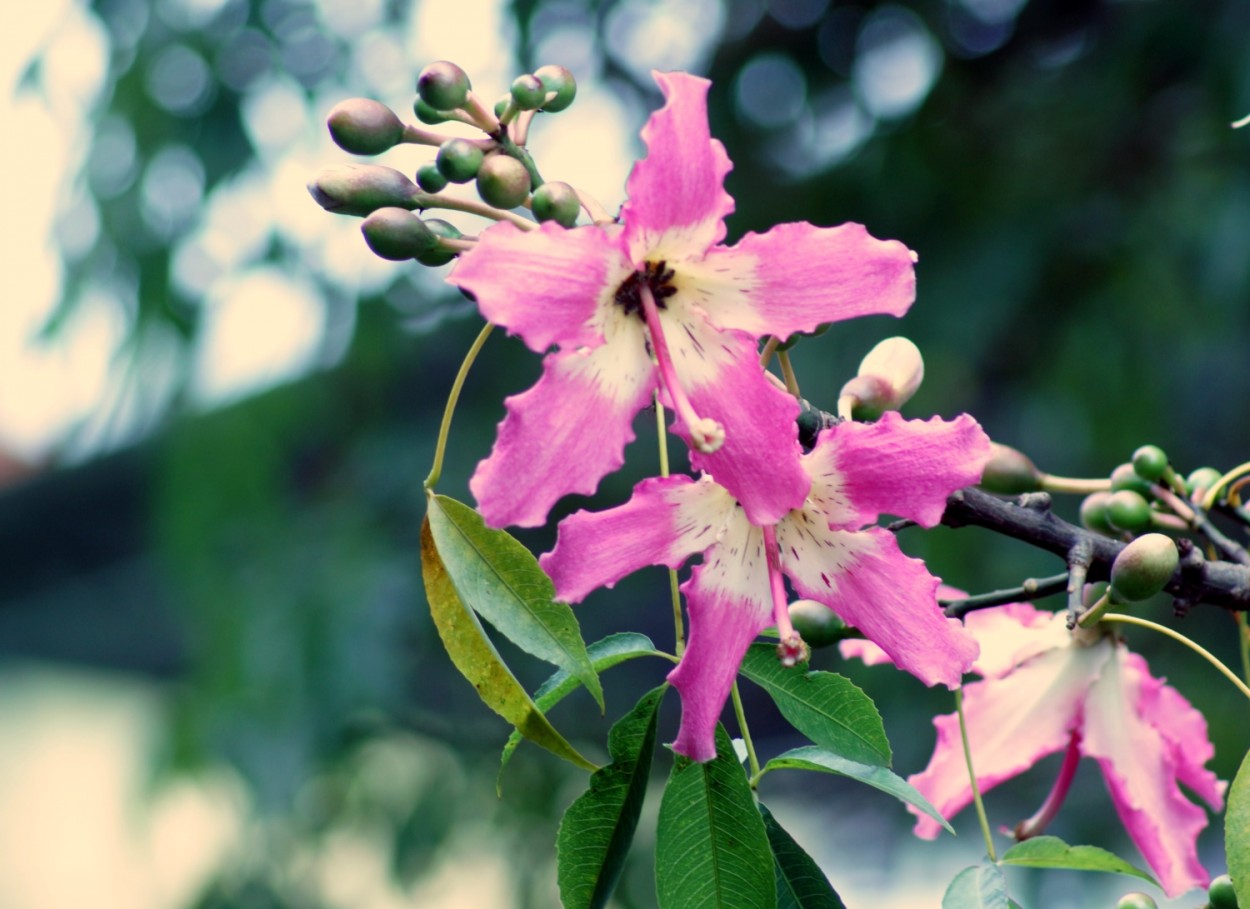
[739, 644, 891, 767]
[427, 494, 603, 709]
[760, 804, 846, 909]
[420, 516, 596, 771]
[500, 633, 662, 789]
[762, 746, 952, 833]
[557, 686, 666, 909]
[656, 725, 777, 909]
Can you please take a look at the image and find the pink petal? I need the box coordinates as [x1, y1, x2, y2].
[694, 222, 916, 340]
[621, 71, 734, 264]
[779, 525, 977, 687]
[1083, 647, 1222, 897]
[806, 413, 991, 529]
[669, 326, 809, 524]
[447, 220, 630, 354]
[964, 602, 1071, 680]
[907, 643, 1109, 839]
[838, 638, 892, 667]
[667, 517, 773, 762]
[540, 474, 737, 603]
[470, 340, 657, 528]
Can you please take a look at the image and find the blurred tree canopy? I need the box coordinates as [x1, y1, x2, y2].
[5, 0, 1249, 905]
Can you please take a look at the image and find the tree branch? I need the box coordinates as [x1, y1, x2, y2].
[940, 486, 1250, 612]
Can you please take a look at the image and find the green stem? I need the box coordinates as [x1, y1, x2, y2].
[423, 322, 494, 491]
[656, 398, 685, 657]
[1238, 611, 1250, 686]
[412, 192, 535, 230]
[1037, 474, 1112, 495]
[495, 132, 545, 189]
[731, 680, 762, 784]
[777, 349, 800, 396]
[956, 687, 997, 861]
[1203, 460, 1250, 510]
[1098, 613, 1250, 703]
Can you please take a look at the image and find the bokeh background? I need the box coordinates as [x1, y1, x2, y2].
[3, 0, 1249, 906]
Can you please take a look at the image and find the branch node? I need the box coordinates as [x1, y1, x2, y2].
[1018, 491, 1053, 512]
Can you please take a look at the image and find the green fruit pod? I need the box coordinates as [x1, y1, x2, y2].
[1109, 533, 1178, 602]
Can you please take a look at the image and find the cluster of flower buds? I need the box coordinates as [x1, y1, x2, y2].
[308, 59, 585, 268]
[1078, 444, 1226, 537]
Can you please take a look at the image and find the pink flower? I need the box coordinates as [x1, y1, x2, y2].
[541, 413, 989, 761]
[448, 71, 917, 528]
[907, 602, 1226, 898]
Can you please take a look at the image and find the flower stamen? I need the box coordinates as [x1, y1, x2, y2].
[1012, 732, 1081, 840]
[637, 281, 725, 454]
[763, 526, 808, 667]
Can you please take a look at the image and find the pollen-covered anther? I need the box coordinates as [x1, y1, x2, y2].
[690, 418, 725, 454]
[777, 633, 809, 668]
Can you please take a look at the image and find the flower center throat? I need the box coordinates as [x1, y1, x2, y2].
[615, 260, 676, 317]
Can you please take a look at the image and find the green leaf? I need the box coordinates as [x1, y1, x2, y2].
[1226, 748, 1250, 908]
[762, 746, 952, 834]
[556, 686, 666, 909]
[420, 516, 596, 771]
[500, 633, 663, 789]
[942, 863, 1010, 909]
[1000, 835, 1157, 885]
[426, 493, 603, 710]
[656, 725, 776, 909]
[738, 644, 891, 767]
[760, 804, 846, 909]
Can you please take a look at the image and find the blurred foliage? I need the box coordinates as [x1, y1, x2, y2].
[6, 0, 1250, 905]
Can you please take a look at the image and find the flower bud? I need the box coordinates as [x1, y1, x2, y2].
[326, 98, 404, 155]
[1114, 893, 1158, 909]
[1106, 489, 1152, 534]
[534, 64, 576, 112]
[510, 74, 547, 111]
[417, 60, 471, 111]
[413, 97, 451, 124]
[838, 336, 924, 419]
[493, 93, 512, 119]
[414, 219, 462, 267]
[361, 208, 439, 261]
[307, 164, 418, 217]
[1207, 874, 1237, 909]
[531, 181, 580, 227]
[979, 442, 1043, 495]
[436, 138, 485, 184]
[1130, 444, 1169, 483]
[787, 600, 848, 648]
[1110, 462, 1153, 497]
[1186, 466, 1222, 499]
[1079, 492, 1116, 534]
[1109, 533, 1178, 602]
[415, 162, 448, 194]
[475, 154, 531, 209]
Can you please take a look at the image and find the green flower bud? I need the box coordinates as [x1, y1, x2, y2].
[307, 164, 417, 217]
[360, 207, 437, 261]
[414, 218, 462, 267]
[979, 442, 1043, 495]
[1114, 893, 1158, 909]
[493, 93, 512, 119]
[534, 64, 577, 112]
[326, 98, 404, 155]
[531, 180, 580, 227]
[1106, 489, 1153, 534]
[414, 97, 450, 125]
[1079, 491, 1116, 534]
[1110, 532, 1178, 602]
[787, 600, 848, 648]
[417, 60, 471, 111]
[1110, 462, 1153, 497]
[475, 154, 531, 209]
[436, 138, 485, 183]
[839, 336, 924, 420]
[1186, 466, 1222, 499]
[510, 74, 547, 111]
[415, 163, 448, 193]
[1207, 874, 1238, 909]
[1131, 444, 1169, 483]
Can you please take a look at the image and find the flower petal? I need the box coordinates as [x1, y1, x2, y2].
[621, 71, 734, 265]
[540, 474, 737, 603]
[1083, 647, 1221, 897]
[470, 339, 656, 528]
[664, 324, 808, 524]
[806, 413, 991, 529]
[691, 222, 916, 339]
[779, 525, 976, 687]
[964, 602, 1071, 680]
[667, 517, 773, 762]
[907, 642, 1109, 839]
[447, 220, 630, 353]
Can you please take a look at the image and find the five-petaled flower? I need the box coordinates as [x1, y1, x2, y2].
[540, 412, 990, 762]
[906, 602, 1226, 898]
[448, 70, 917, 528]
